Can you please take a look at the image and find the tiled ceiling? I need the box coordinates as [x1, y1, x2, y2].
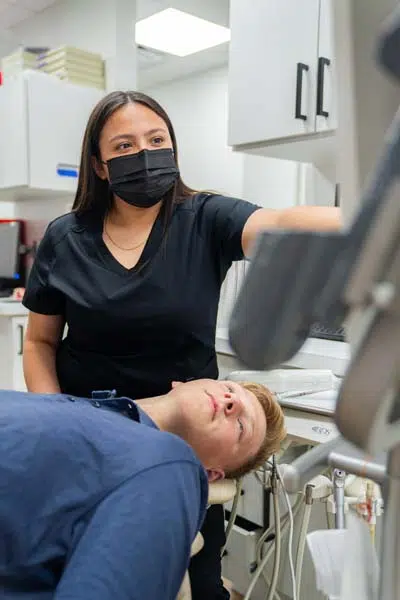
[0, 0, 60, 29]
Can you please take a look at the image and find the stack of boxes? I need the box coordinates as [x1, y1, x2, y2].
[1, 46, 105, 90]
[1, 48, 39, 79]
[37, 46, 105, 90]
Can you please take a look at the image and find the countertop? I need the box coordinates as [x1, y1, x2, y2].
[278, 389, 337, 417]
[0, 300, 29, 317]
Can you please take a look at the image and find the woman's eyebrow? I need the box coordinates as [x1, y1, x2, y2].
[108, 133, 134, 143]
[109, 128, 167, 143]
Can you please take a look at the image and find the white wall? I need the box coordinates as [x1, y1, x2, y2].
[0, 29, 19, 64]
[242, 154, 300, 209]
[301, 164, 336, 207]
[0, 202, 16, 219]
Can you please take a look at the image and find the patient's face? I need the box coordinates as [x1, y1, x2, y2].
[168, 379, 267, 478]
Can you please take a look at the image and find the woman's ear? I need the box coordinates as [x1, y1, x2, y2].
[92, 156, 108, 180]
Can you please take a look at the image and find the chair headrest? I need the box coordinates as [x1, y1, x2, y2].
[208, 479, 237, 505]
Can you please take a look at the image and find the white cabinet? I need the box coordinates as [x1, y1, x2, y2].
[228, 0, 336, 165]
[0, 71, 103, 198]
[0, 315, 28, 391]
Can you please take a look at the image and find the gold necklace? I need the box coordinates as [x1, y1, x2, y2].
[103, 219, 147, 252]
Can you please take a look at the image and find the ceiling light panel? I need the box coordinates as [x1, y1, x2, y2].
[135, 8, 231, 57]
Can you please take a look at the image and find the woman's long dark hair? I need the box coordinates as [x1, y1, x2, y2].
[72, 91, 195, 217]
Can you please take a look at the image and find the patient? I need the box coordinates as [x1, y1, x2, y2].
[0, 379, 285, 600]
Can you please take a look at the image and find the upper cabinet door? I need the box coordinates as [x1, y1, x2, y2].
[228, 0, 321, 147]
[316, 0, 337, 132]
[0, 76, 29, 189]
[26, 71, 103, 192]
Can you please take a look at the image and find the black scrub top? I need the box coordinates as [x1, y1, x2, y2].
[23, 193, 260, 398]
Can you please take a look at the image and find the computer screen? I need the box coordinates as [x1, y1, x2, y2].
[0, 221, 21, 280]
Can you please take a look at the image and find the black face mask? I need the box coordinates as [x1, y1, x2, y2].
[105, 148, 179, 208]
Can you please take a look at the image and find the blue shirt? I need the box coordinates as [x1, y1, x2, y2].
[0, 390, 208, 599]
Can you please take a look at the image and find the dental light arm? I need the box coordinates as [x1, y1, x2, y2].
[281, 439, 342, 494]
[282, 439, 387, 494]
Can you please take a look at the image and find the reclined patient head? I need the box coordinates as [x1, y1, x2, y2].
[165, 379, 286, 481]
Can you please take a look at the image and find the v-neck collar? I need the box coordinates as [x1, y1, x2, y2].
[92, 204, 167, 276]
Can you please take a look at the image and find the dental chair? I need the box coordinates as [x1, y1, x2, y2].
[177, 479, 238, 600]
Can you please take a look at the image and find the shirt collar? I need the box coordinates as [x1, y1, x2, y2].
[135, 404, 159, 429]
[90, 390, 159, 430]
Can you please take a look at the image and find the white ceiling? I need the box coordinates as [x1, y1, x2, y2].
[0, 0, 60, 29]
[0, 0, 230, 88]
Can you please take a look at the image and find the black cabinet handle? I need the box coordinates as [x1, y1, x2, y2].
[334, 183, 340, 207]
[17, 324, 24, 356]
[295, 62, 309, 121]
[316, 56, 331, 117]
